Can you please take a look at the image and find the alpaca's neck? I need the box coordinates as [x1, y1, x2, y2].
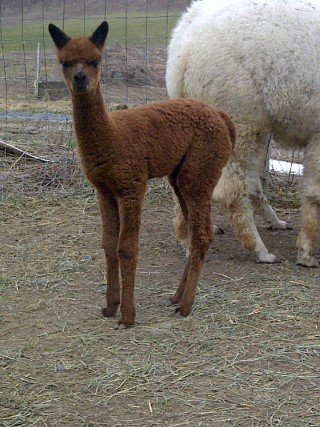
[71, 83, 112, 154]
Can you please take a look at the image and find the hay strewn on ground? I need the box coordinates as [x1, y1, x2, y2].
[1, 182, 320, 426]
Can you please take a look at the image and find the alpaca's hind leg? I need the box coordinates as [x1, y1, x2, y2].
[296, 200, 320, 267]
[175, 138, 279, 262]
[168, 175, 190, 305]
[255, 202, 290, 230]
[117, 192, 145, 327]
[213, 162, 277, 263]
[169, 200, 213, 313]
[212, 128, 278, 263]
[169, 174, 213, 309]
[96, 190, 121, 317]
[168, 257, 191, 306]
[296, 141, 320, 267]
[246, 134, 289, 230]
[248, 175, 290, 230]
[177, 198, 213, 316]
[173, 195, 191, 256]
[173, 195, 223, 258]
[170, 152, 216, 315]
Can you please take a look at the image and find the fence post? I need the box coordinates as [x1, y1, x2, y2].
[34, 42, 40, 96]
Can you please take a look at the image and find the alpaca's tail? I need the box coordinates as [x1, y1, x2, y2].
[218, 110, 236, 149]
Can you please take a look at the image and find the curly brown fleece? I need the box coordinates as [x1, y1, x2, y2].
[49, 21, 235, 327]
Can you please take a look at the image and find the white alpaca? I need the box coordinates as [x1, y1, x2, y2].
[166, 0, 320, 267]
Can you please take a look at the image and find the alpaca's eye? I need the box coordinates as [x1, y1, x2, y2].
[92, 60, 100, 69]
[61, 62, 70, 70]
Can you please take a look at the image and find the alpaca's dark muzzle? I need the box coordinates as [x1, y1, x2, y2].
[73, 71, 88, 93]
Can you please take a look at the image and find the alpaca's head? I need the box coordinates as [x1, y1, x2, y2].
[48, 21, 109, 95]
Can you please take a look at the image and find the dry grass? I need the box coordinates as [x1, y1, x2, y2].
[1, 176, 320, 426]
[0, 82, 319, 427]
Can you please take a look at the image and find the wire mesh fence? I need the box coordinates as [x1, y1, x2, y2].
[0, 0, 190, 195]
[0, 0, 303, 201]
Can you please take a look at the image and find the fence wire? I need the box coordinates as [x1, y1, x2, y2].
[0, 0, 190, 195]
[0, 0, 302, 200]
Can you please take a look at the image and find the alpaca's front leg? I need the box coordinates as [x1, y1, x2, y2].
[117, 194, 144, 327]
[167, 257, 190, 306]
[96, 190, 121, 317]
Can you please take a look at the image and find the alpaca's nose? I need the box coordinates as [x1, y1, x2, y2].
[73, 71, 88, 91]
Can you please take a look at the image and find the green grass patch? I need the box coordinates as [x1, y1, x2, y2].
[0, 11, 180, 53]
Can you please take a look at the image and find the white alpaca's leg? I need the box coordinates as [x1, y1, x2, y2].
[296, 140, 320, 267]
[296, 201, 320, 267]
[248, 176, 290, 230]
[245, 136, 290, 230]
[213, 124, 279, 263]
[258, 204, 289, 229]
[213, 160, 277, 263]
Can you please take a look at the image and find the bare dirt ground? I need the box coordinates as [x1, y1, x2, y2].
[1, 160, 320, 426]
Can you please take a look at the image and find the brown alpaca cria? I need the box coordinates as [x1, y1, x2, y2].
[49, 21, 235, 327]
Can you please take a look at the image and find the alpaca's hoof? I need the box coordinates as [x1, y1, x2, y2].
[268, 220, 292, 230]
[165, 296, 179, 307]
[277, 220, 292, 230]
[173, 309, 184, 319]
[282, 221, 293, 230]
[116, 311, 136, 328]
[114, 321, 133, 330]
[102, 304, 118, 318]
[175, 305, 191, 317]
[115, 318, 135, 329]
[257, 252, 278, 264]
[296, 254, 319, 268]
[166, 295, 180, 306]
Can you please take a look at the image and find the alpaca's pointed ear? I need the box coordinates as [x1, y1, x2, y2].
[48, 24, 71, 50]
[89, 21, 109, 50]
